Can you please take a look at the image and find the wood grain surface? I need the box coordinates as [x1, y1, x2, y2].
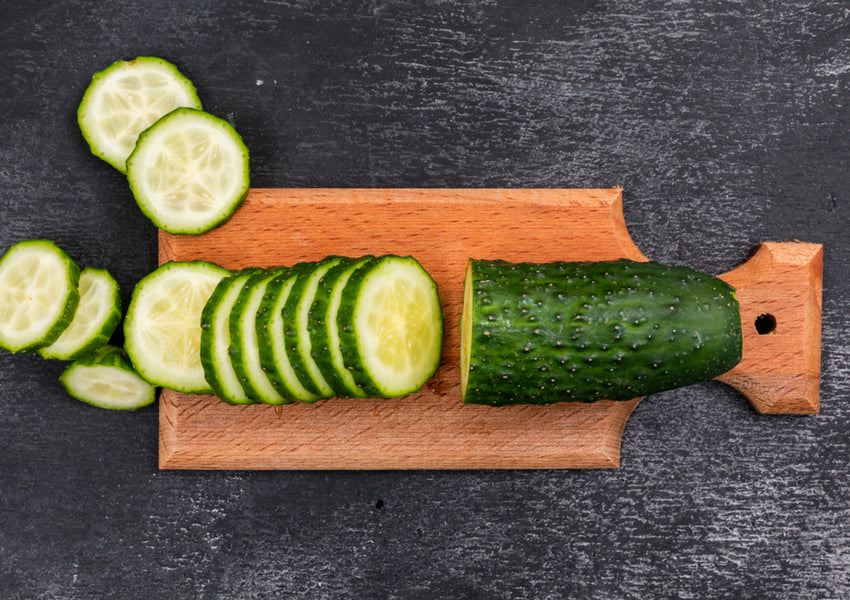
[158, 188, 821, 469]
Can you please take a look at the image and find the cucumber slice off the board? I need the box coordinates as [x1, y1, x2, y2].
[77, 56, 202, 172]
[126, 107, 250, 235]
[60, 345, 156, 411]
[38, 267, 121, 361]
[0, 240, 80, 354]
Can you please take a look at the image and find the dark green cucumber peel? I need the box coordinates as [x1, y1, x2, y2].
[199, 268, 259, 405]
[460, 258, 743, 406]
[281, 257, 343, 398]
[307, 256, 373, 398]
[255, 263, 321, 403]
[227, 267, 285, 403]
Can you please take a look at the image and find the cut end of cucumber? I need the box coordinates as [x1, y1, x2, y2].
[460, 260, 473, 401]
[126, 107, 250, 234]
[78, 56, 202, 172]
[0, 240, 80, 353]
[352, 256, 443, 397]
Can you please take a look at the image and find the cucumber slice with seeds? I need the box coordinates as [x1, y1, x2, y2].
[124, 260, 230, 393]
[126, 107, 250, 235]
[256, 264, 322, 403]
[77, 56, 202, 172]
[60, 345, 155, 410]
[200, 269, 262, 405]
[0, 240, 80, 353]
[282, 257, 345, 398]
[309, 256, 374, 398]
[38, 267, 121, 361]
[337, 255, 443, 398]
[229, 268, 295, 405]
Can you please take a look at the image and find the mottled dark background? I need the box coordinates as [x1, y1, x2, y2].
[1, 1, 848, 598]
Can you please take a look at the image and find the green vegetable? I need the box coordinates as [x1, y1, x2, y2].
[460, 258, 742, 405]
[0, 240, 80, 353]
[60, 345, 155, 410]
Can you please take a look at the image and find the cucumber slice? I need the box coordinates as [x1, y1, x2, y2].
[338, 256, 443, 398]
[126, 107, 250, 234]
[60, 345, 155, 410]
[256, 264, 322, 403]
[0, 240, 80, 353]
[38, 267, 121, 361]
[308, 256, 373, 398]
[124, 260, 230, 393]
[199, 269, 261, 405]
[228, 268, 295, 405]
[282, 257, 345, 398]
[77, 57, 202, 172]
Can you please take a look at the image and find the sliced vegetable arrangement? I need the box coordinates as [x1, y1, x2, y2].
[193, 255, 443, 405]
[460, 258, 743, 406]
[0, 239, 156, 410]
[79, 56, 249, 235]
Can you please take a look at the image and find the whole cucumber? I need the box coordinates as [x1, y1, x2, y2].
[460, 258, 742, 405]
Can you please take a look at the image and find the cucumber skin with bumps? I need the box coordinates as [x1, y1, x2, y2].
[461, 258, 742, 406]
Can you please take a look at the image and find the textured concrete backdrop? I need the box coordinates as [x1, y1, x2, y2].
[1, 1, 848, 598]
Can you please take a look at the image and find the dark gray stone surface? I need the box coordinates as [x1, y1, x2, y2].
[0, 1, 847, 598]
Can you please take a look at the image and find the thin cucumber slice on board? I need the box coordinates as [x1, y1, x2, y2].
[39, 267, 121, 361]
[229, 268, 295, 405]
[338, 256, 443, 398]
[256, 264, 322, 403]
[308, 256, 373, 398]
[282, 257, 345, 398]
[0, 240, 80, 353]
[126, 107, 250, 235]
[199, 269, 261, 405]
[124, 260, 230, 394]
[60, 345, 155, 410]
[77, 57, 202, 172]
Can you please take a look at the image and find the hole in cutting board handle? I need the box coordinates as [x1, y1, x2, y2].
[754, 313, 777, 335]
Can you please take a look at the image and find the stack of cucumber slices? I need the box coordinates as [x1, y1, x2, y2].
[0, 240, 154, 410]
[78, 56, 250, 235]
[123, 255, 444, 405]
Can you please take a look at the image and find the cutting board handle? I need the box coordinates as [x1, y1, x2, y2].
[717, 242, 823, 414]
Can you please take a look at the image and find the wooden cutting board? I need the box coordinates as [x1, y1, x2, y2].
[158, 188, 822, 469]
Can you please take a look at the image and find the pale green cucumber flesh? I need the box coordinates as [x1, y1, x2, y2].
[337, 255, 443, 398]
[60, 345, 156, 410]
[38, 267, 121, 361]
[124, 260, 230, 394]
[0, 239, 81, 354]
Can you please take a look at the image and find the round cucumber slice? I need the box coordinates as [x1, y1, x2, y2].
[126, 107, 250, 234]
[199, 269, 261, 405]
[77, 56, 202, 173]
[124, 260, 230, 394]
[0, 240, 80, 353]
[60, 345, 155, 410]
[338, 256, 443, 398]
[38, 267, 121, 361]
